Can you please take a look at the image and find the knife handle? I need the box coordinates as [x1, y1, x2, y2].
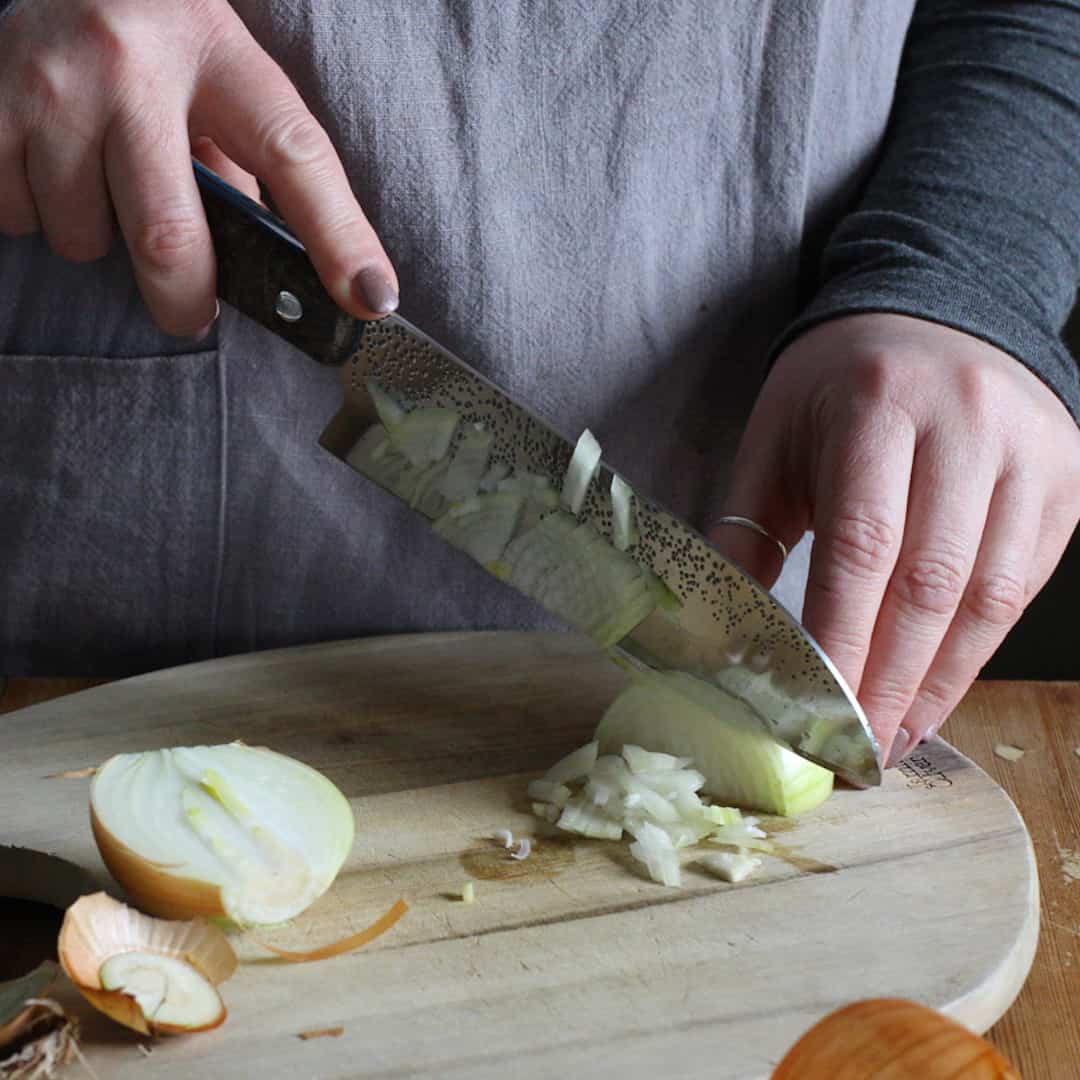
[194, 159, 364, 364]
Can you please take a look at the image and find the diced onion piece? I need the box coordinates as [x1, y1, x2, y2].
[610, 474, 639, 551]
[583, 779, 613, 806]
[556, 798, 623, 840]
[365, 379, 406, 429]
[621, 777, 679, 822]
[994, 744, 1026, 762]
[479, 461, 511, 491]
[661, 822, 710, 849]
[702, 805, 743, 826]
[631, 768, 707, 798]
[492, 829, 514, 849]
[561, 429, 602, 515]
[437, 427, 493, 502]
[622, 744, 694, 774]
[433, 493, 525, 565]
[461, 882, 476, 904]
[511, 838, 531, 861]
[700, 852, 761, 883]
[543, 741, 599, 786]
[707, 826, 773, 853]
[526, 779, 572, 806]
[388, 407, 460, 468]
[531, 802, 560, 824]
[628, 822, 681, 887]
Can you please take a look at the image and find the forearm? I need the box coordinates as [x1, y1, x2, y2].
[777, 0, 1080, 424]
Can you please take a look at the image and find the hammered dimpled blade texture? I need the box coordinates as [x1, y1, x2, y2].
[319, 315, 881, 787]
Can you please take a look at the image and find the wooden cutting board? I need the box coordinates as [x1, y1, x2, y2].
[0, 632, 1038, 1080]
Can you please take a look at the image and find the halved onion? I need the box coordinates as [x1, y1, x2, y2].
[90, 744, 355, 926]
[58, 893, 237, 1036]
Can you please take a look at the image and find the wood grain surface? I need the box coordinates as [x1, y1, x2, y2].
[0, 634, 1062, 1078]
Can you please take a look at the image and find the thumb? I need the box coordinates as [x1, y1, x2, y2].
[708, 404, 808, 589]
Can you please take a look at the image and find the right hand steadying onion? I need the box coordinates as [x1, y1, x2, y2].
[0, 0, 399, 337]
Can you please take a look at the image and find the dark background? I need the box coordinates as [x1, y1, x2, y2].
[983, 298, 1080, 679]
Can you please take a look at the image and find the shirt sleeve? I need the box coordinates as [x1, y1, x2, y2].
[775, 0, 1080, 425]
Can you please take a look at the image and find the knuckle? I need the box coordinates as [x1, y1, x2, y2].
[130, 214, 205, 275]
[21, 60, 67, 119]
[911, 678, 954, 719]
[820, 505, 899, 579]
[258, 104, 330, 170]
[893, 548, 969, 619]
[962, 570, 1027, 629]
[862, 679, 913, 720]
[48, 230, 113, 264]
[76, 6, 130, 69]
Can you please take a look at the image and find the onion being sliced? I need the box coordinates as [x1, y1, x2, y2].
[595, 671, 833, 816]
[90, 744, 355, 926]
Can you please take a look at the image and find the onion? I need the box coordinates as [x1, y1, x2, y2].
[609, 474, 639, 551]
[772, 998, 1020, 1078]
[561, 429, 602, 514]
[596, 671, 833, 816]
[90, 743, 355, 926]
[58, 893, 237, 1036]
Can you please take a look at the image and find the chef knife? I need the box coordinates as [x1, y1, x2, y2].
[194, 160, 882, 787]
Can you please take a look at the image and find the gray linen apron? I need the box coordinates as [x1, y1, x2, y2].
[0, 2, 916, 675]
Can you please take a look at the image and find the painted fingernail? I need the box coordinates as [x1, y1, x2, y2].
[885, 727, 912, 769]
[179, 302, 220, 347]
[352, 267, 399, 316]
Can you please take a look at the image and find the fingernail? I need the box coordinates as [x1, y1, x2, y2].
[179, 302, 220, 347]
[352, 267, 399, 316]
[885, 727, 912, 769]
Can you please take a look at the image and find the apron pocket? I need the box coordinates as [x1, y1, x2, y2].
[0, 351, 223, 676]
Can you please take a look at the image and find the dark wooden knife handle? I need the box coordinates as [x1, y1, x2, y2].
[194, 159, 364, 365]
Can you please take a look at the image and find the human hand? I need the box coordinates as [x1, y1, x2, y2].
[0, 0, 397, 338]
[711, 313, 1080, 767]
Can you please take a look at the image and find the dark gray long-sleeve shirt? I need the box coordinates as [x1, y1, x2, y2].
[782, 0, 1080, 423]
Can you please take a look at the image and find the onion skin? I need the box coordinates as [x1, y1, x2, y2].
[90, 804, 226, 921]
[772, 998, 1020, 1079]
[58, 893, 234, 1036]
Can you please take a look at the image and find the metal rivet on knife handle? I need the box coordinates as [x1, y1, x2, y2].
[275, 290, 304, 323]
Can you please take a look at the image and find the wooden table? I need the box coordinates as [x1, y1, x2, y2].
[2, 672, 1078, 1077]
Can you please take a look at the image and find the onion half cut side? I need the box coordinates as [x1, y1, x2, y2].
[90, 744, 355, 926]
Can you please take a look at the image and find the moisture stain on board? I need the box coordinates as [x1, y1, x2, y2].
[460, 835, 576, 881]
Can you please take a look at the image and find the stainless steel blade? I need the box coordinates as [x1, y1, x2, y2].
[320, 315, 882, 787]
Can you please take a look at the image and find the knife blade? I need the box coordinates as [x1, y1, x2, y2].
[195, 160, 882, 787]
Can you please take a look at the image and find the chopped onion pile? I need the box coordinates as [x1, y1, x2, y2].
[530, 739, 772, 887]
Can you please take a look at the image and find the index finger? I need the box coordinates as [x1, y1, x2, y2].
[192, 44, 397, 321]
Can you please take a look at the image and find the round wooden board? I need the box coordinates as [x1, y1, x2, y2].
[0, 632, 1038, 1079]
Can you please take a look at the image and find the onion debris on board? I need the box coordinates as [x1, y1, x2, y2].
[771, 997, 1020, 1078]
[58, 893, 237, 1036]
[89, 743, 355, 926]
